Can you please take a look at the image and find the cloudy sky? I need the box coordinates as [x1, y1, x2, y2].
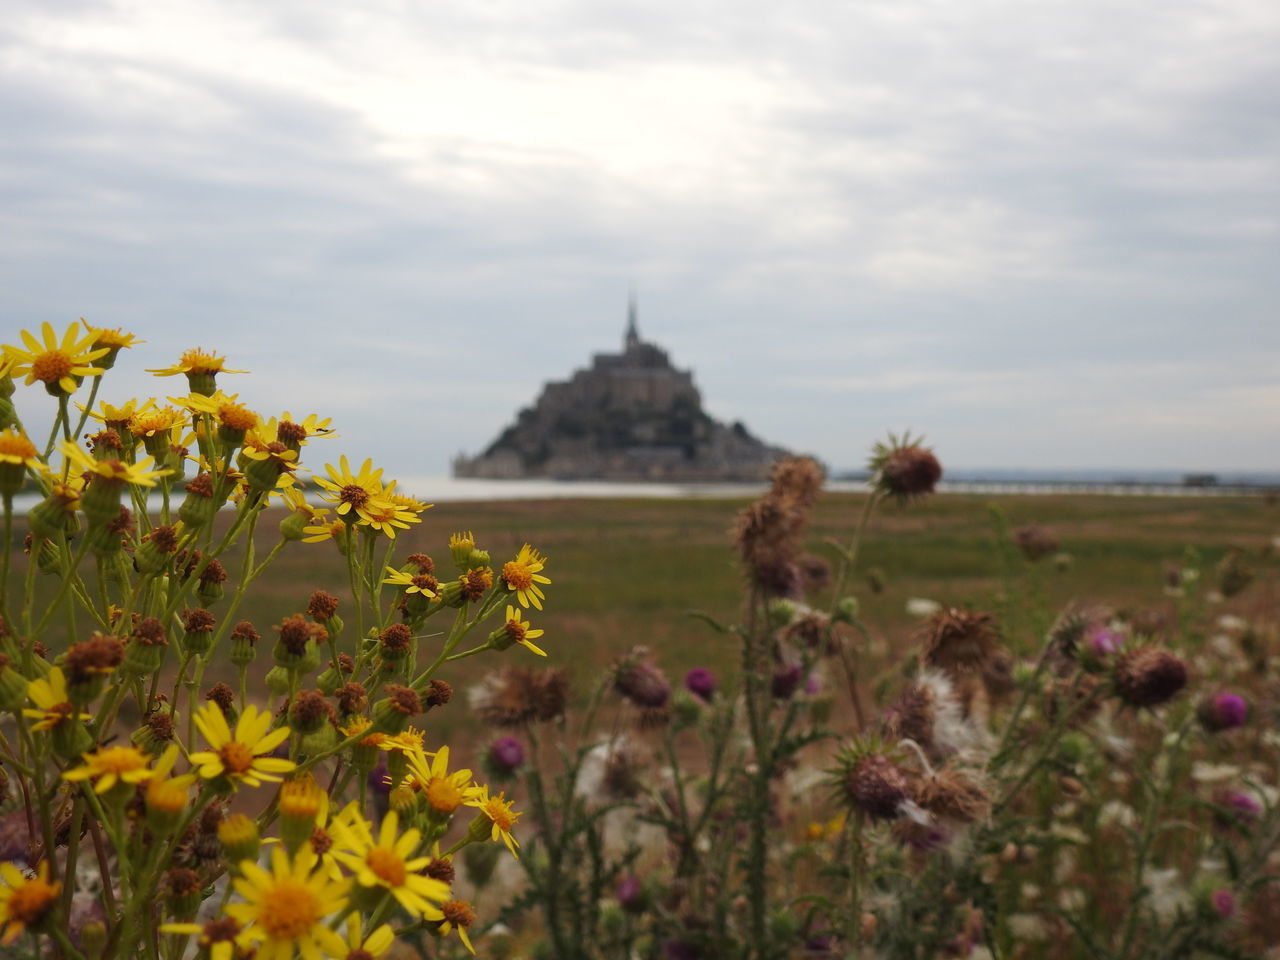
[2, 0, 1277, 478]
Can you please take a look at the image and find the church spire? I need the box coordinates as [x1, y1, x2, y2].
[625, 289, 640, 351]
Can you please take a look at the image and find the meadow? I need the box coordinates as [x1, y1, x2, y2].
[3, 325, 1278, 960]
[230, 490, 1276, 700]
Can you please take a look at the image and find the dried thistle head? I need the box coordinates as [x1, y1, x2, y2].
[869, 432, 942, 503]
[1013, 525, 1058, 562]
[833, 744, 914, 821]
[914, 767, 992, 824]
[1113, 646, 1188, 709]
[469, 666, 571, 727]
[918, 608, 1003, 677]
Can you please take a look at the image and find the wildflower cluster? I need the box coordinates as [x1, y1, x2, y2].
[480, 437, 1280, 960]
[0, 323, 552, 958]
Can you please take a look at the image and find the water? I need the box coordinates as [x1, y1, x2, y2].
[9, 472, 1272, 513]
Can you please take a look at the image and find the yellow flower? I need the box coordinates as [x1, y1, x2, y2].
[0, 429, 42, 472]
[158, 918, 245, 960]
[465, 783, 523, 858]
[259, 412, 337, 449]
[379, 725, 427, 757]
[83, 398, 144, 431]
[381, 567, 437, 597]
[281, 486, 330, 523]
[172, 391, 259, 432]
[128, 405, 187, 438]
[62, 744, 154, 794]
[82, 322, 143, 352]
[382, 479, 433, 516]
[438, 900, 478, 955]
[301, 518, 347, 545]
[406, 745, 480, 816]
[501, 543, 551, 611]
[341, 914, 395, 960]
[188, 702, 296, 789]
[0, 861, 61, 945]
[225, 847, 348, 960]
[60, 440, 171, 488]
[23, 667, 91, 732]
[3, 321, 109, 395]
[147, 348, 247, 378]
[357, 495, 421, 539]
[330, 806, 448, 919]
[341, 716, 387, 749]
[313, 456, 391, 525]
[496, 604, 548, 657]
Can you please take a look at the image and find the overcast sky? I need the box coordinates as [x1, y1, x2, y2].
[2, 0, 1277, 478]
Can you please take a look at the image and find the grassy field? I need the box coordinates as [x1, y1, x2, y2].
[228, 491, 1278, 704]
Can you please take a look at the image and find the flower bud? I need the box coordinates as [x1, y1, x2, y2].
[833, 596, 860, 623]
[229, 620, 259, 669]
[218, 814, 261, 872]
[684, 667, 717, 702]
[1199, 692, 1248, 732]
[278, 775, 324, 855]
[1113, 646, 1188, 709]
[841, 753, 911, 820]
[265, 665, 292, 695]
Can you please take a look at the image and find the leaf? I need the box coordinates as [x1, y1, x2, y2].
[685, 610, 739, 635]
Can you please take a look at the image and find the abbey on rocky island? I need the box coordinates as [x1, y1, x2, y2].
[452, 301, 787, 481]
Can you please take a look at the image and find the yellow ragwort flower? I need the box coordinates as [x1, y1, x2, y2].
[438, 900, 478, 955]
[341, 914, 396, 960]
[62, 744, 154, 794]
[406, 745, 480, 817]
[330, 806, 449, 919]
[225, 847, 348, 960]
[158, 918, 245, 960]
[301, 518, 346, 545]
[3, 321, 108, 396]
[501, 543, 551, 611]
[0, 861, 61, 945]
[23, 666, 91, 732]
[188, 702, 296, 789]
[497, 604, 548, 657]
[82, 322, 143, 352]
[60, 440, 171, 488]
[147, 347, 247, 378]
[172, 391, 259, 432]
[357, 495, 421, 540]
[465, 783, 523, 858]
[381, 566, 437, 597]
[128, 404, 187, 438]
[313, 456, 390, 525]
[379, 725, 427, 757]
[0, 429, 41, 470]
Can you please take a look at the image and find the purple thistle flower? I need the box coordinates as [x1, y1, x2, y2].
[616, 874, 645, 912]
[684, 667, 717, 702]
[1211, 889, 1237, 919]
[1199, 692, 1248, 732]
[488, 736, 526, 772]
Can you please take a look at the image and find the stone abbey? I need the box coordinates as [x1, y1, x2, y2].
[452, 301, 786, 481]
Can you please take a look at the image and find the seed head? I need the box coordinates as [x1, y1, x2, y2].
[1113, 646, 1188, 709]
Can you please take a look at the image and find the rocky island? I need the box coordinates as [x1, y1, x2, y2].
[453, 301, 787, 481]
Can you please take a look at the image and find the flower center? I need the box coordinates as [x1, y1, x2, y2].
[310, 827, 333, 856]
[505, 621, 527, 643]
[485, 800, 515, 831]
[426, 779, 464, 813]
[95, 746, 147, 775]
[8, 878, 59, 924]
[339, 485, 369, 508]
[502, 561, 533, 591]
[442, 899, 475, 927]
[219, 741, 255, 774]
[366, 846, 407, 887]
[259, 880, 322, 940]
[30, 350, 73, 384]
[0, 434, 37, 459]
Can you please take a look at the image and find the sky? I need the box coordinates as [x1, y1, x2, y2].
[2, 0, 1277, 478]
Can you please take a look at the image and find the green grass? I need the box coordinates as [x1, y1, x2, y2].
[235, 492, 1277, 679]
